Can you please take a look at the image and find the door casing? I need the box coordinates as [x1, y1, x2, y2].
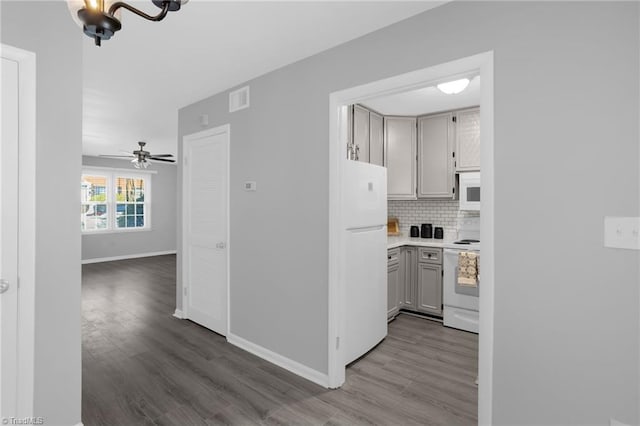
[328, 52, 495, 424]
[0, 43, 36, 417]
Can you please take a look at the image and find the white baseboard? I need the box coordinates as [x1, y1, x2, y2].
[173, 309, 185, 319]
[82, 250, 176, 264]
[72, 422, 84, 426]
[227, 332, 329, 388]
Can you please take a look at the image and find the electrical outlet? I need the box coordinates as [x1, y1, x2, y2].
[604, 217, 640, 250]
[244, 181, 257, 192]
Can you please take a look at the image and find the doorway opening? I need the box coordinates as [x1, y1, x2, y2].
[328, 52, 495, 423]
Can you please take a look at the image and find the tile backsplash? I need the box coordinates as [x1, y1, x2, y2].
[388, 200, 479, 236]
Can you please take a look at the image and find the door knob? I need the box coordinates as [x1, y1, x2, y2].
[0, 279, 9, 294]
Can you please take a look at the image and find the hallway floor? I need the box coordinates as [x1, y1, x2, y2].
[82, 255, 478, 425]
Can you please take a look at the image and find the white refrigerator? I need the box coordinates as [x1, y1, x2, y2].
[341, 160, 388, 365]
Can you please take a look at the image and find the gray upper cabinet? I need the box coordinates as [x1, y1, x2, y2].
[369, 111, 384, 167]
[455, 107, 481, 172]
[353, 105, 370, 163]
[417, 112, 455, 199]
[385, 117, 417, 200]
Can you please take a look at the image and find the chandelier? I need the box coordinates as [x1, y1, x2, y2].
[67, 0, 188, 46]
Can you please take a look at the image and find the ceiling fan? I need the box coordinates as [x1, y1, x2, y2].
[100, 141, 175, 169]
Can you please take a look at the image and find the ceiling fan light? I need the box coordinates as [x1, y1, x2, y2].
[436, 78, 470, 95]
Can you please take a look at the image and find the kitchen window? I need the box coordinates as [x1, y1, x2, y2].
[81, 168, 151, 233]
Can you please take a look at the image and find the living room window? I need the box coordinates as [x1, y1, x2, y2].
[81, 168, 151, 233]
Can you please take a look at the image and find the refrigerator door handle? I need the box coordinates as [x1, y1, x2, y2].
[346, 225, 385, 233]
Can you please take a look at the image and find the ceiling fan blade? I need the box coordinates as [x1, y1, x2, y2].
[148, 157, 176, 163]
[148, 154, 174, 157]
[100, 154, 135, 158]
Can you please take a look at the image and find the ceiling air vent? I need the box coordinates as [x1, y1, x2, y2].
[229, 86, 250, 112]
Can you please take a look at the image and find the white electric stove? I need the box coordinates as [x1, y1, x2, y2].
[443, 217, 480, 333]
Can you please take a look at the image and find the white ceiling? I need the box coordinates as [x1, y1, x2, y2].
[361, 75, 480, 116]
[80, 1, 447, 158]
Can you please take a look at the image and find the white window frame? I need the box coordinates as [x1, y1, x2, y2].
[81, 167, 153, 234]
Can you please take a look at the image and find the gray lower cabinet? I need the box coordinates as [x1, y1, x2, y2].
[416, 262, 443, 316]
[387, 248, 401, 319]
[387, 262, 400, 319]
[388, 246, 442, 319]
[401, 247, 417, 310]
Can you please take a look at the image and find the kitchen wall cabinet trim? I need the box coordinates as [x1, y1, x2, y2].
[455, 107, 481, 172]
[417, 112, 455, 199]
[353, 104, 370, 163]
[385, 116, 417, 200]
[369, 111, 384, 166]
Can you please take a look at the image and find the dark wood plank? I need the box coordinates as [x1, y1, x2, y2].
[82, 255, 477, 425]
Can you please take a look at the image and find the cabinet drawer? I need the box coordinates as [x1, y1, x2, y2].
[387, 248, 400, 265]
[418, 247, 442, 264]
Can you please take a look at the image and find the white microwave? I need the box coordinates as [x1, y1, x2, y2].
[459, 172, 481, 211]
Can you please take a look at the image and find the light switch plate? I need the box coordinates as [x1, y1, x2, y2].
[604, 217, 640, 250]
[244, 181, 257, 192]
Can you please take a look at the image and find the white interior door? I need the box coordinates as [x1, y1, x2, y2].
[1, 56, 20, 418]
[183, 127, 229, 336]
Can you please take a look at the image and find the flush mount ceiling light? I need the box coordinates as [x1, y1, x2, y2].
[67, 0, 188, 46]
[436, 78, 471, 95]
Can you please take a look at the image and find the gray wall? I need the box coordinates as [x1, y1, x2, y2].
[81, 156, 177, 261]
[178, 2, 639, 425]
[1, 2, 82, 425]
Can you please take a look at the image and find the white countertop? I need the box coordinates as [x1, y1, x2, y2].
[388, 235, 480, 251]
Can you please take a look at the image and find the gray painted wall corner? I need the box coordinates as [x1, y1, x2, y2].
[1, 1, 83, 424]
[179, 2, 640, 424]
